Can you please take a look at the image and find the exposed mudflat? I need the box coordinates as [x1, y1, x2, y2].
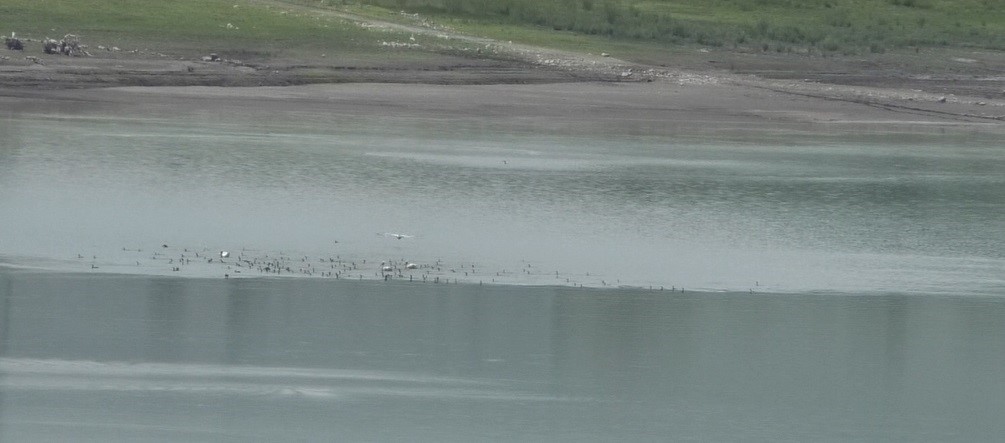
[2, 2, 1004, 124]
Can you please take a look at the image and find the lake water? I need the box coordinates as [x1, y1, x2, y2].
[3, 273, 1005, 441]
[2, 88, 1003, 294]
[1, 85, 1005, 440]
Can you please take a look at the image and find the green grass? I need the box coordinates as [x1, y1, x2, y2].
[342, 0, 1005, 54]
[3, 0, 1001, 66]
[0, 0, 392, 58]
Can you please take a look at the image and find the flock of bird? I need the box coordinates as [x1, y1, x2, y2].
[74, 235, 693, 292]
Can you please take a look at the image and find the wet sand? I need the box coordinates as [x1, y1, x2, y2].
[4, 80, 1003, 136]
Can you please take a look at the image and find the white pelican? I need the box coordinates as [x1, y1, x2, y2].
[220, 251, 230, 258]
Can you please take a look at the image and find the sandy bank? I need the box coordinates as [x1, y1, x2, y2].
[3, 79, 1003, 138]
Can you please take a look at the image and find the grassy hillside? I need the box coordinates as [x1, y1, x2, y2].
[4, 0, 1001, 60]
[0, 0, 388, 58]
[348, 0, 1005, 54]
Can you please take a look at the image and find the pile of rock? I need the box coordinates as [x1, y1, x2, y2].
[43, 34, 88, 56]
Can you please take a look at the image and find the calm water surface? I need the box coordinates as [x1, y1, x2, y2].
[2, 272, 1005, 441]
[2, 89, 1005, 440]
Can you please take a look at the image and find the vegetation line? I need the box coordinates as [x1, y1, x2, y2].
[313, 0, 1005, 54]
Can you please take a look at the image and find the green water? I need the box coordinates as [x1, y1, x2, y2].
[2, 271, 1005, 441]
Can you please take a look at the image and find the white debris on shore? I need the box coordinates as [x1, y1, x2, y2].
[380, 41, 420, 49]
[43, 34, 88, 56]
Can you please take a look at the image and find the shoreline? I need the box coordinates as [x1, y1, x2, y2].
[0, 253, 708, 294]
[4, 80, 1004, 136]
[3, 50, 1004, 130]
[4, 21, 1004, 299]
[3, 259, 1001, 298]
[2, 0, 1003, 124]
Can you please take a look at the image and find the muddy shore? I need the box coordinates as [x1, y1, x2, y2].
[2, 22, 1004, 128]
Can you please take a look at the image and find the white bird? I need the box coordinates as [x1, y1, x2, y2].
[381, 233, 414, 240]
[405, 262, 418, 269]
[220, 251, 230, 258]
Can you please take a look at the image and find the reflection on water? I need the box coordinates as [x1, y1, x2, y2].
[2, 271, 1005, 441]
[1, 109, 1004, 294]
